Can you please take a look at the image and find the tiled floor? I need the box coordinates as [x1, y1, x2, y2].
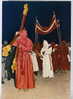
[1, 71, 70, 99]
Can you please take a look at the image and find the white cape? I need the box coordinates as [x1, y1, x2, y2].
[41, 47, 54, 78]
[30, 51, 39, 72]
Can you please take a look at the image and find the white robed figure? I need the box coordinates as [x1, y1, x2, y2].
[41, 40, 54, 78]
[30, 51, 39, 72]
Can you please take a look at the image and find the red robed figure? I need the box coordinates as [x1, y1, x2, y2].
[13, 29, 35, 89]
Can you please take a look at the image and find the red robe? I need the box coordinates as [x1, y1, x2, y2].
[13, 31, 35, 89]
[52, 50, 58, 72]
[60, 45, 69, 70]
[51, 44, 59, 72]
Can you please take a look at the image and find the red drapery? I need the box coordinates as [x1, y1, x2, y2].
[35, 15, 60, 35]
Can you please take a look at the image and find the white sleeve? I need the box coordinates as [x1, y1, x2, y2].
[47, 47, 52, 54]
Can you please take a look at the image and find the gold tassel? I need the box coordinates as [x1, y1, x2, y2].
[23, 4, 29, 16]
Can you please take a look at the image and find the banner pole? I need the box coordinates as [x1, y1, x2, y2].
[35, 17, 38, 43]
[57, 23, 62, 44]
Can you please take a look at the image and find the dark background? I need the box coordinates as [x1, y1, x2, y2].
[2, 1, 71, 44]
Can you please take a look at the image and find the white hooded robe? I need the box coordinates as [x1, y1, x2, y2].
[41, 40, 54, 78]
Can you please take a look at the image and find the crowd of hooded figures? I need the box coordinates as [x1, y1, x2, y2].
[2, 28, 70, 90]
